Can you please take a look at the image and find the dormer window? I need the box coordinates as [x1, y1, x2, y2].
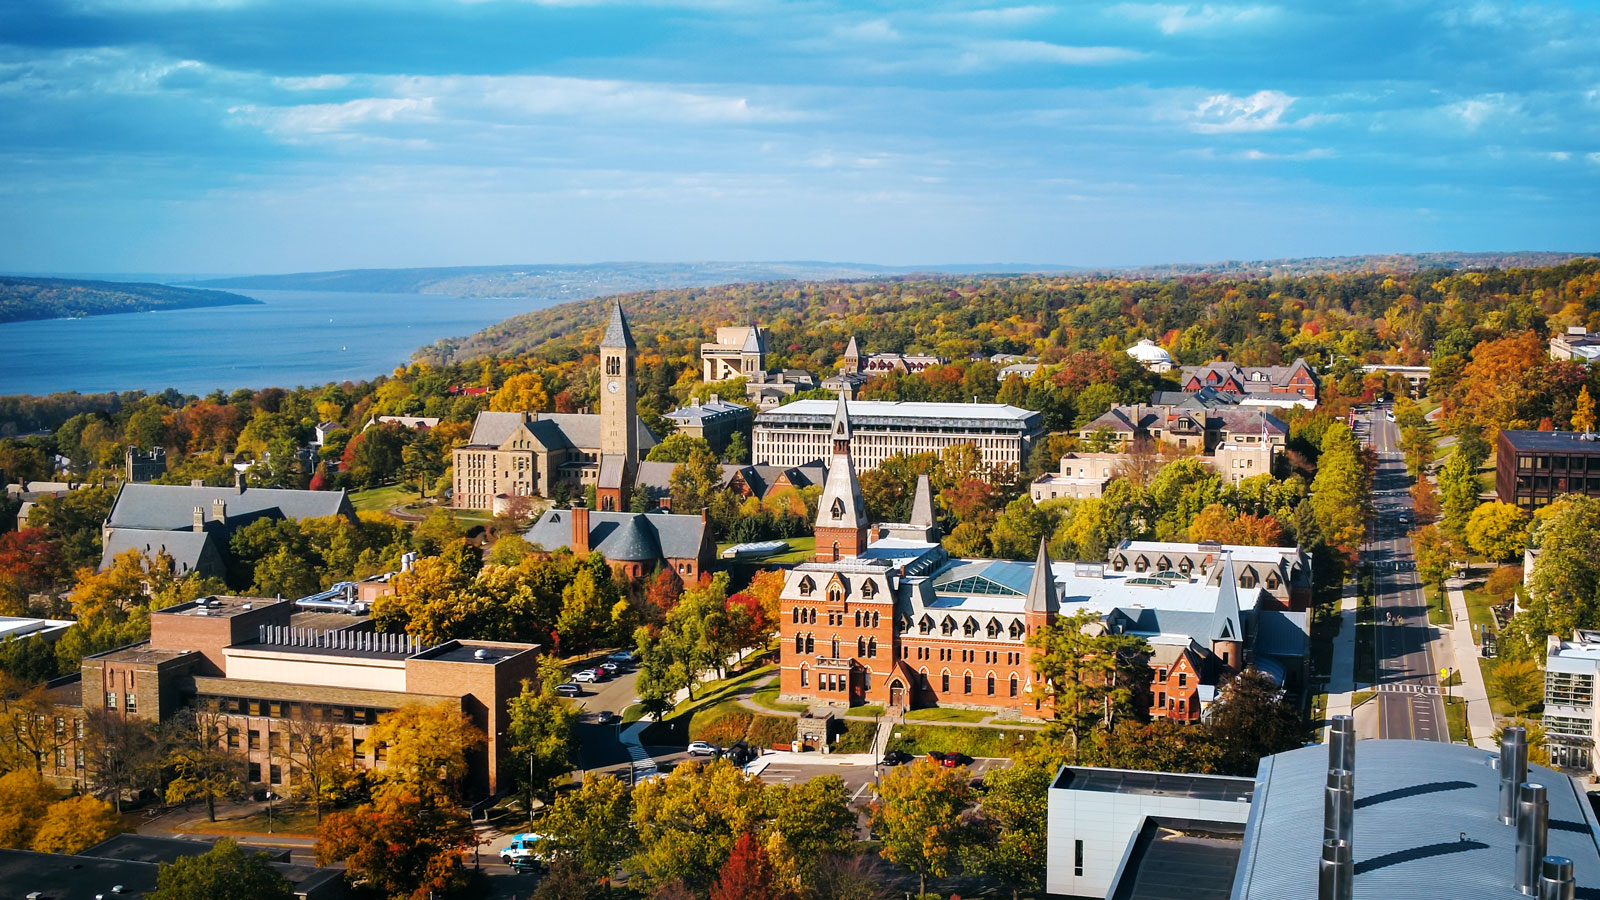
[1009, 620, 1024, 639]
[798, 576, 815, 597]
[831, 498, 845, 520]
[963, 617, 979, 637]
[1240, 568, 1258, 589]
[861, 580, 876, 600]
[986, 619, 1001, 638]
[919, 615, 934, 635]
[941, 616, 957, 636]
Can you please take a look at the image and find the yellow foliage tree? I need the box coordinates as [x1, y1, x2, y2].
[30, 794, 127, 854]
[490, 372, 549, 413]
[0, 768, 60, 848]
[366, 703, 485, 804]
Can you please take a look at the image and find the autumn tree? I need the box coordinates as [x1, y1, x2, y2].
[1575, 386, 1597, 434]
[365, 703, 485, 803]
[629, 759, 770, 892]
[163, 707, 248, 822]
[1028, 609, 1150, 751]
[491, 372, 550, 413]
[670, 449, 724, 517]
[280, 710, 361, 822]
[1493, 659, 1544, 715]
[0, 767, 59, 848]
[542, 772, 634, 890]
[30, 794, 127, 853]
[146, 839, 294, 900]
[710, 832, 780, 900]
[1466, 501, 1531, 563]
[870, 760, 977, 896]
[647, 433, 714, 463]
[962, 757, 1053, 900]
[315, 787, 478, 900]
[82, 707, 161, 812]
[1203, 669, 1306, 776]
[765, 775, 855, 891]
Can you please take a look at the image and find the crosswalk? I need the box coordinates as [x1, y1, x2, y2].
[1374, 683, 1440, 695]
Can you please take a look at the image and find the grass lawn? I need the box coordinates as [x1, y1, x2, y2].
[638, 663, 779, 746]
[750, 687, 810, 714]
[846, 703, 886, 718]
[903, 707, 990, 724]
[1444, 698, 1468, 743]
[834, 720, 878, 754]
[1459, 581, 1500, 637]
[350, 482, 423, 512]
[1427, 587, 1451, 626]
[1351, 691, 1375, 709]
[886, 724, 1036, 759]
[717, 536, 816, 565]
[178, 804, 321, 836]
[1311, 692, 1327, 733]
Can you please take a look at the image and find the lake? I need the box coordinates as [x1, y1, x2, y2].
[0, 289, 555, 396]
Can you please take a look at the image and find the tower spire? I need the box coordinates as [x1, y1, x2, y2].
[814, 392, 868, 562]
[601, 299, 635, 350]
[1025, 538, 1059, 615]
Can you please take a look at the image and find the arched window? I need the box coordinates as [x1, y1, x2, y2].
[831, 541, 840, 562]
[800, 665, 809, 687]
[941, 671, 951, 693]
[831, 637, 840, 658]
[828, 585, 843, 604]
[987, 673, 996, 696]
[963, 672, 973, 694]
[871, 611, 880, 628]
[919, 669, 930, 691]
[805, 635, 814, 654]
[854, 611, 862, 627]
[1009, 674, 1019, 698]
[857, 637, 867, 657]
[792, 608, 801, 624]
[868, 638, 877, 658]
[794, 634, 804, 653]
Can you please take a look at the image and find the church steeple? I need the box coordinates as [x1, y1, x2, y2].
[596, 301, 638, 511]
[815, 392, 868, 562]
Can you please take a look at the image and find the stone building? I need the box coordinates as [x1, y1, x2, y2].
[752, 396, 1042, 473]
[1179, 358, 1319, 401]
[662, 395, 754, 456]
[124, 447, 167, 483]
[522, 503, 715, 581]
[452, 303, 657, 511]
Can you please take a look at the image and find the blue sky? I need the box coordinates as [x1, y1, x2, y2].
[1, 0, 1597, 273]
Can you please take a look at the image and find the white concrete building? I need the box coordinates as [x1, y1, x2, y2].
[751, 398, 1043, 473]
[1544, 630, 1600, 773]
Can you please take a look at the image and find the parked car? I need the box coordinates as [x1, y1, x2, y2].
[554, 683, 582, 697]
[599, 661, 621, 673]
[500, 833, 547, 872]
[609, 650, 635, 662]
[926, 750, 948, 765]
[881, 749, 912, 766]
[687, 741, 720, 757]
[593, 710, 619, 725]
[572, 669, 603, 683]
[936, 752, 967, 768]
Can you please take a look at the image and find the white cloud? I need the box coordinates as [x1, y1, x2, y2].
[1113, 3, 1277, 35]
[1588, 152, 1600, 166]
[1240, 147, 1335, 161]
[274, 75, 352, 91]
[1548, 151, 1571, 161]
[833, 19, 900, 42]
[230, 97, 437, 136]
[960, 40, 1145, 70]
[941, 6, 1056, 27]
[1188, 90, 1298, 133]
[1448, 93, 1517, 129]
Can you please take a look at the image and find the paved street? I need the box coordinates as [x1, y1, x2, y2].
[1359, 406, 1447, 742]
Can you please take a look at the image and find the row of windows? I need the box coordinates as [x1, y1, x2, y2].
[790, 606, 881, 627]
[912, 613, 1026, 640]
[203, 695, 386, 725]
[1548, 671, 1595, 710]
[1516, 454, 1600, 472]
[915, 671, 1016, 697]
[1543, 714, 1591, 738]
[103, 692, 137, 714]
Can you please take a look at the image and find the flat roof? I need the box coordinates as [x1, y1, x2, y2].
[755, 398, 1041, 429]
[1112, 819, 1245, 900]
[412, 641, 539, 665]
[289, 611, 372, 632]
[1234, 740, 1600, 900]
[1499, 430, 1600, 452]
[155, 596, 285, 618]
[88, 644, 197, 665]
[0, 848, 158, 899]
[0, 616, 74, 640]
[83, 833, 290, 865]
[1054, 766, 1257, 803]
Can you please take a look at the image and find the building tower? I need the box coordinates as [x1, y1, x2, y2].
[740, 324, 765, 379]
[1021, 538, 1059, 716]
[842, 335, 862, 375]
[1210, 553, 1245, 673]
[596, 301, 638, 512]
[814, 391, 868, 562]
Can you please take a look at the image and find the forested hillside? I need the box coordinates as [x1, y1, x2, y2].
[0, 276, 258, 323]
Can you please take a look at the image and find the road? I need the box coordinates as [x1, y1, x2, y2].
[1358, 405, 1447, 742]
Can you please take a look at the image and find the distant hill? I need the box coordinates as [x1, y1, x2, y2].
[0, 276, 259, 324]
[187, 260, 1087, 301]
[1094, 251, 1595, 279]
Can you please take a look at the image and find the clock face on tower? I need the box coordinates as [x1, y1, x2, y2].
[607, 380, 620, 394]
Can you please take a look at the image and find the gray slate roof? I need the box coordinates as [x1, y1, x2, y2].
[602, 301, 635, 349]
[465, 411, 657, 451]
[525, 508, 707, 561]
[99, 528, 222, 576]
[104, 483, 351, 531]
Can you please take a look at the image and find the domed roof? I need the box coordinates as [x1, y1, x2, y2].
[1126, 339, 1172, 363]
[594, 515, 662, 561]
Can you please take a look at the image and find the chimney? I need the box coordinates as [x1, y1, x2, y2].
[190, 479, 203, 487]
[1323, 769, 1354, 850]
[212, 498, 227, 525]
[1516, 782, 1549, 896]
[1318, 838, 1352, 900]
[571, 500, 590, 555]
[710, 393, 719, 405]
[192, 506, 205, 532]
[1540, 856, 1575, 900]
[234, 470, 245, 493]
[1501, 727, 1529, 825]
[701, 506, 709, 525]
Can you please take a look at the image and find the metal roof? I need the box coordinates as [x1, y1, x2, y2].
[1232, 740, 1600, 900]
[525, 508, 706, 561]
[756, 398, 1041, 430]
[105, 482, 350, 531]
[1054, 766, 1256, 802]
[1111, 820, 1245, 900]
[1498, 429, 1600, 453]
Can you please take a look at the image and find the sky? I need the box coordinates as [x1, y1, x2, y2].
[1, 0, 1598, 274]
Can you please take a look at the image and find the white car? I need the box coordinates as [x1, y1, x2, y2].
[572, 669, 600, 683]
[687, 741, 719, 757]
[500, 832, 547, 870]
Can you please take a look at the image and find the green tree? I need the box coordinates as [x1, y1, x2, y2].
[542, 773, 634, 890]
[557, 564, 619, 652]
[766, 775, 856, 891]
[146, 839, 294, 900]
[629, 759, 770, 892]
[1466, 501, 1530, 563]
[1028, 609, 1150, 751]
[990, 496, 1056, 560]
[648, 433, 714, 463]
[1203, 669, 1306, 776]
[1309, 423, 1370, 562]
[1438, 452, 1481, 547]
[669, 448, 723, 514]
[162, 709, 248, 822]
[962, 758, 1052, 900]
[870, 760, 977, 897]
[507, 672, 578, 814]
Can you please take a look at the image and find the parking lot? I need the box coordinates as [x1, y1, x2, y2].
[752, 756, 1013, 803]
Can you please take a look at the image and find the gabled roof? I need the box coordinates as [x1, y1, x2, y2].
[909, 475, 935, 529]
[525, 508, 707, 561]
[601, 300, 635, 350]
[99, 528, 221, 576]
[104, 483, 351, 532]
[1210, 554, 1244, 643]
[1025, 539, 1059, 615]
[466, 411, 657, 452]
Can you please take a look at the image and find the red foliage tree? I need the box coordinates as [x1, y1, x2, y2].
[307, 464, 330, 492]
[645, 568, 684, 617]
[709, 832, 779, 900]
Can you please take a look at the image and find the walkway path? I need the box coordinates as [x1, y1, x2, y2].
[1444, 578, 1499, 750]
[1324, 581, 1360, 738]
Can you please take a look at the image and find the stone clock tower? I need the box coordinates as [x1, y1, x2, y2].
[596, 300, 638, 511]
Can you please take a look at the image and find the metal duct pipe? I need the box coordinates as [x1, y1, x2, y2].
[1329, 715, 1355, 773]
[1501, 727, 1529, 825]
[1323, 769, 1354, 848]
[1318, 838, 1353, 900]
[1539, 856, 1575, 900]
[1516, 782, 1550, 896]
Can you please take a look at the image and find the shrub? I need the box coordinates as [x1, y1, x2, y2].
[745, 714, 797, 749]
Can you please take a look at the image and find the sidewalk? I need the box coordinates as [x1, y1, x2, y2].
[1324, 581, 1360, 739]
[1444, 578, 1498, 750]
